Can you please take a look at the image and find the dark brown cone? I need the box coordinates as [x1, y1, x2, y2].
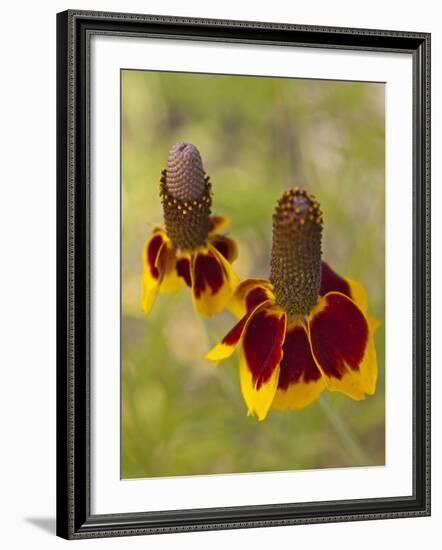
[270, 188, 323, 316]
[160, 144, 212, 250]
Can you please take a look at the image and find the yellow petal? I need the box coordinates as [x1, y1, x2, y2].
[140, 270, 161, 314]
[239, 305, 287, 420]
[140, 230, 168, 314]
[191, 244, 239, 317]
[158, 245, 184, 294]
[345, 276, 368, 314]
[272, 379, 325, 410]
[240, 351, 280, 421]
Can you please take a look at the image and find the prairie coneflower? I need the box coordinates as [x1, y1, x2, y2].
[206, 188, 379, 420]
[141, 143, 238, 317]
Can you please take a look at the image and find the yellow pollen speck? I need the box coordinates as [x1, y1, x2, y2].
[198, 204, 202, 209]
[295, 207, 301, 214]
[173, 199, 177, 204]
[177, 205, 181, 210]
[182, 210, 187, 215]
[300, 218, 305, 225]
[309, 215, 314, 221]
[188, 206, 192, 211]
[168, 202, 172, 207]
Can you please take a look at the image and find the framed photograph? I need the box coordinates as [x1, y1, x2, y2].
[56, 10, 430, 539]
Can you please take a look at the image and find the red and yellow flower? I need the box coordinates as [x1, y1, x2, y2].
[141, 143, 238, 317]
[206, 188, 379, 420]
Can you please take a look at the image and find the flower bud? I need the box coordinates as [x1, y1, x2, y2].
[160, 143, 212, 250]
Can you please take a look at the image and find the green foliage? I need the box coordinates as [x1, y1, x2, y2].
[121, 70, 385, 478]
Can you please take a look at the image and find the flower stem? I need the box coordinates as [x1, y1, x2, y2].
[318, 394, 371, 466]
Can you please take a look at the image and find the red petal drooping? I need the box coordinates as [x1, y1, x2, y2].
[319, 261, 370, 314]
[245, 287, 271, 312]
[319, 261, 350, 298]
[176, 256, 192, 287]
[272, 320, 325, 410]
[210, 234, 238, 263]
[242, 307, 286, 390]
[193, 250, 224, 298]
[141, 229, 182, 314]
[278, 323, 322, 389]
[212, 237, 229, 259]
[147, 233, 166, 279]
[227, 278, 274, 319]
[222, 315, 250, 347]
[239, 305, 286, 420]
[309, 292, 368, 380]
[223, 300, 271, 347]
[191, 245, 238, 317]
[205, 299, 272, 363]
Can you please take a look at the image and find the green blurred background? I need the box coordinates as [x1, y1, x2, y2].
[121, 70, 385, 479]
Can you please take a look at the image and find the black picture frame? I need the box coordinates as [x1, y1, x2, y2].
[56, 9, 431, 540]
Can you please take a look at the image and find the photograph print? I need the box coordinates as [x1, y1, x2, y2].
[121, 69, 385, 480]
